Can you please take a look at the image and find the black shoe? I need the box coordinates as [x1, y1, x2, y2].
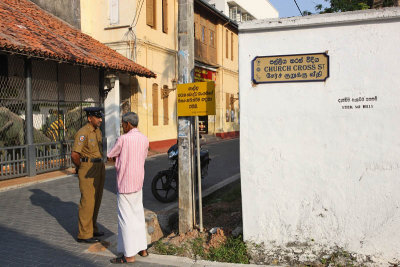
[93, 231, 104, 237]
[77, 237, 101, 243]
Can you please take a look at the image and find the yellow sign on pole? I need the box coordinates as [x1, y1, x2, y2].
[177, 81, 216, 116]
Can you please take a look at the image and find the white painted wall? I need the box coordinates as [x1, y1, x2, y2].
[104, 77, 120, 153]
[230, 0, 278, 19]
[239, 8, 400, 263]
[205, 0, 278, 19]
[204, 0, 227, 14]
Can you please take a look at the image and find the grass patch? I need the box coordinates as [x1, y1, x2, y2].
[207, 235, 250, 264]
[191, 237, 206, 258]
[154, 240, 184, 256]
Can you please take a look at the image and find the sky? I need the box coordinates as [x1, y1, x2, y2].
[269, 0, 331, 18]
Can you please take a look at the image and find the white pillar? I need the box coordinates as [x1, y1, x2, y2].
[105, 76, 120, 152]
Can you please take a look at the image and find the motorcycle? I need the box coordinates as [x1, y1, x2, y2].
[151, 142, 211, 203]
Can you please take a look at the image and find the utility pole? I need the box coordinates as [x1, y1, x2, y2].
[178, 0, 195, 234]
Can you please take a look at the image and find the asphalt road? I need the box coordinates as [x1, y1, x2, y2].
[103, 138, 240, 211]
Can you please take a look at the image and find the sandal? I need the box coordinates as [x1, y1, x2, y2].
[110, 255, 135, 264]
[138, 250, 148, 257]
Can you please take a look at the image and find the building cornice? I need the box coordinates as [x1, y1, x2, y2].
[239, 7, 400, 33]
[105, 40, 178, 56]
[195, 0, 238, 30]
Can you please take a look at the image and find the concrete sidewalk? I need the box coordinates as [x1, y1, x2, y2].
[0, 136, 255, 267]
[0, 170, 261, 267]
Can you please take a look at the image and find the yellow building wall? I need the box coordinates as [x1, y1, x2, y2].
[81, 0, 179, 147]
[81, 0, 238, 142]
[212, 23, 239, 136]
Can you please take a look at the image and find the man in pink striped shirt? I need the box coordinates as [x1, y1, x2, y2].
[107, 112, 149, 264]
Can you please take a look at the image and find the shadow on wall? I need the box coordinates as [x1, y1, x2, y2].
[150, 50, 178, 132]
[164, 52, 178, 131]
[105, 102, 121, 150]
[29, 189, 112, 239]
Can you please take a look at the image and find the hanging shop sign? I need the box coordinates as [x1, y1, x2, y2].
[194, 67, 216, 82]
[252, 52, 329, 84]
[177, 81, 216, 116]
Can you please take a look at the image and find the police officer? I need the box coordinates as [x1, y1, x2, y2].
[71, 107, 105, 243]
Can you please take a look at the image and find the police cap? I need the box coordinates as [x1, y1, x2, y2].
[84, 107, 104, 118]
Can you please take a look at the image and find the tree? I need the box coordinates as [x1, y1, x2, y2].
[316, 0, 398, 13]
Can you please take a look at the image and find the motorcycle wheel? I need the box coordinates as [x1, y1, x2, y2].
[151, 170, 178, 203]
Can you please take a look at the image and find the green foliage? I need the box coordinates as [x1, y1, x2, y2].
[207, 235, 250, 264]
[191, 237, 206, 258]
[154, 235, 250, 264]
[319, 0, 372, 13]
[316, 0, 398, 14]
[154, 240, 184, 255]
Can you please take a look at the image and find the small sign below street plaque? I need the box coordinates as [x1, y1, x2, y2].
[177, 81, 216, 116]
[252, 53, 329, 84]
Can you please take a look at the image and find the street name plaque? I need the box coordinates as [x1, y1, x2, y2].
[252, 53, 329, 84]
[177, 81, 216, 116]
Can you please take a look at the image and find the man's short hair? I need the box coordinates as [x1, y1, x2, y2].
[122, 112, 139, 127]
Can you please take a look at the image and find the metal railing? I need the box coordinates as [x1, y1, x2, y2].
[35, 141, 73, 174]
[0, 140, 74, 180]
[0, 145, 27, 179]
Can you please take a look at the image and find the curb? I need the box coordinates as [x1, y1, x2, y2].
[86, 240, 273, 267]
[157, 173, 240, 215]
[0, 173, 75, 193]
[135, 253, 274, 267]
[0, 165, 115, 193]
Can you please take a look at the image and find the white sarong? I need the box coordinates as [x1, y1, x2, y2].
[117, 190, 147, 257]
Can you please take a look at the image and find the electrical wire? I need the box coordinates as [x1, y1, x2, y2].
[129, 0, 141, 27]
[121, 0, 144, 62]
[293, 0, 304, 16]
[132, 0, 145, 27]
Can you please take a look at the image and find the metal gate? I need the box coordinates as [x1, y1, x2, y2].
[0, 55, 102, 180]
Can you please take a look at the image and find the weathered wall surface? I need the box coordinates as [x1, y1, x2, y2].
[239, 8, 400, 263]
[30, 0, 81, 29]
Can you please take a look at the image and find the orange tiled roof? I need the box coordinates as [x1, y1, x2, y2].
[0, 0, 156, 78]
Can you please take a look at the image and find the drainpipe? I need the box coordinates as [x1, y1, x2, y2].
[25, 58, 36, 177]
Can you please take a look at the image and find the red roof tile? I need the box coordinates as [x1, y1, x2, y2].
[0, 0, 156, 78]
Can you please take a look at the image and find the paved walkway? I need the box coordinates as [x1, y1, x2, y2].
[0, 136, 268, 267]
